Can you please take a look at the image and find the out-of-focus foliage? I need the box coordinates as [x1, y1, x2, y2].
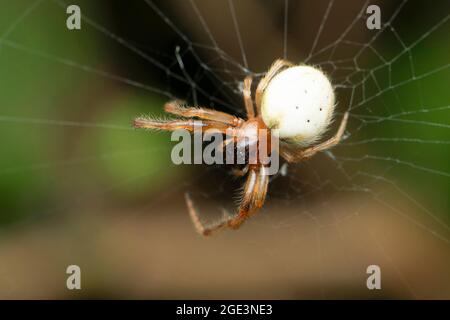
[0, 1, 174, 224]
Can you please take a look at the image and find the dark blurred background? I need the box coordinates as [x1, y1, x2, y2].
[0, 0, 449, 299]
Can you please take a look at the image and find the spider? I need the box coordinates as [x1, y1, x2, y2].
[134, 59, 349, 236]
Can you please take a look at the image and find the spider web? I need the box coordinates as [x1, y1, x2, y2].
[0, 0, 449, 298]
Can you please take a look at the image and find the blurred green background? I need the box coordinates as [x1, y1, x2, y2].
[0, 0, 449, 299]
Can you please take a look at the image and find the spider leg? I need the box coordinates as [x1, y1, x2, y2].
[164, 100, 244, 126]
[280, 112, 349, 162]
[230, 165, 249, 177]
[255, 59, 295, 112]
[227, 165, 269, 229]
[184, 165, 269, 236]
[243, 76, 255, 119]
[133, 117, 230, 133]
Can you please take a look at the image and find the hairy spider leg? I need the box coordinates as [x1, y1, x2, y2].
[164, 100, 244, 126]
[280, 112, 349, 162]
[255, 59, 294, 113]
[133, 117, 234, 133]
[243, 75, 255, 119]
[185, 165, 269, 236]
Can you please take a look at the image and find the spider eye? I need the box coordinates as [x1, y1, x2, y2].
[261, 65, 335, 146]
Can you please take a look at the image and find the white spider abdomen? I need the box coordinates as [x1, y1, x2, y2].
[261, 65, 335, 146]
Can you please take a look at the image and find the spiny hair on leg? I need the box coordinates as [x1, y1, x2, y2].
[133, 114, 177, 131]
